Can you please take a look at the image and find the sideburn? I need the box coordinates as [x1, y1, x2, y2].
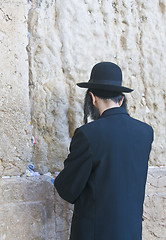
[83, 90, 100, 124]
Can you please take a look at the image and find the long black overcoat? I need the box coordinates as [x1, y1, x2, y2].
[54, 107, 153, 240]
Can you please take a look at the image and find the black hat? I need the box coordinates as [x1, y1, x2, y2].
[77, 62, 133, 93]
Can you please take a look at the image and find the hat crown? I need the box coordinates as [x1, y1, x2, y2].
[76, 61, 133, 93]
[89, 62, 122, 86]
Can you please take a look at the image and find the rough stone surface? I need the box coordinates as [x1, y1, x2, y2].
[0, 1, 165, 240]
[0, 176, 55, 240]
[0, 0, 165, 176]
[0, 0, 32, 176]
[0, 167, 165, 240]
[55, 192, 73, 239]
[142, 166, 166, 239]
[28, 0, 166, 174]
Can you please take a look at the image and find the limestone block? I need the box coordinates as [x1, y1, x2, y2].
[28, 0, 70, 173]
[28, 0, 166, 174]
[55, 191, 73, 240]
[0, 167, 165, 240]
[0, 0, 32, 176]
[143, 167, 166, 239]
[0, 176, 55, 240]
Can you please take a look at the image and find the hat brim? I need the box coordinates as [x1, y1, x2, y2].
[77, 82, 133, 93]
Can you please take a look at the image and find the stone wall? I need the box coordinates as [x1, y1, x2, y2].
[0, 176, 55, 240]
[0, 0, 166, 239]
[0, 0, 32, 176]
[0, 166, 165, 240]
[143, 166, 166, 239]
[0, 0, 165, 175]
[27, 0, 166, 174]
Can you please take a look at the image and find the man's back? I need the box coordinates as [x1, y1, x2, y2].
[55, 107, 153, 240]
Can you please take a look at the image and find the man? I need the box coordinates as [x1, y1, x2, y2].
[54, 62, 154, 240]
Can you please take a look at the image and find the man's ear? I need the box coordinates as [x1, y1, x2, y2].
[89, 91, 97, 106]
[119, 96, 124, 107]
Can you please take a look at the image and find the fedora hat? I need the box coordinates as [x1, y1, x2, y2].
[77, 62, 133, 93]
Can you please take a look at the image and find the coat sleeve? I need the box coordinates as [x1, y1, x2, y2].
[54, 128, 93, 204]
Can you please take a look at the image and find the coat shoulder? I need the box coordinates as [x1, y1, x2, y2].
[77, 118, 102, 136]
[130, 116, 154, 135]
[126, 116, 154, 145]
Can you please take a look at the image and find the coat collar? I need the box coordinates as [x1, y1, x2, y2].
[101, 107, 129, 118]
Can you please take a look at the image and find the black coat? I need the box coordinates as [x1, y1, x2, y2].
[54, 107, 153, 240]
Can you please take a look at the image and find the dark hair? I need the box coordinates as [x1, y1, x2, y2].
[83, 90, 100, 124]
[83, 89, 128, 124]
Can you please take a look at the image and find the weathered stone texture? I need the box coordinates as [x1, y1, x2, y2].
[28, 0, 166, 174]
[0, 1, 165, 240]
[55, 192, 73, 240]
[0, 176, 55, 240]
[0, 167, 165, 240]
[0, 0, 32, 176]
[143, 166, 166, 239]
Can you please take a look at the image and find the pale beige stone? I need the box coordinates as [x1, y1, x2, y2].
[27, 0, 71, 173]
[0, 176, 55, 240]
[143, 167, 166, 239]
[0, 0, 32, 176]
[27, 0, 166, 174]
[0, 168, 165, 240]
[0, 0, 166, 240]
[55, 192, 73, 239]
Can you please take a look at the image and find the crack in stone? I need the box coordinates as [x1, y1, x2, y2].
[0, 8, 12, 21]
